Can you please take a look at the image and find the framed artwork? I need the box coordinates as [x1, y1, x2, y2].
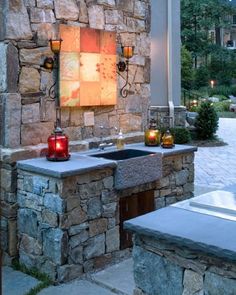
[59, 25, 117, 107]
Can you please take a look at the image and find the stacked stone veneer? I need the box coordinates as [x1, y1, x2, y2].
[0, 0, 151, 148]
[15, 152, 194, 282]
[133, 235, 236, 295]
[0, 0, 151, 265]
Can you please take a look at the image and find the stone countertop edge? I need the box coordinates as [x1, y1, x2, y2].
[16, 144, 197, 179]
[127, 143, 198, 157]
[124, 207, 236, 262]
[17, 154, 117, 178]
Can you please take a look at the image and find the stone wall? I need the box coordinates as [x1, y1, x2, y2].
[0, 0, 151, 148]
[133, 235, 236, 295]
[0, 0, 151, 266]
[14, 151, 195, 282]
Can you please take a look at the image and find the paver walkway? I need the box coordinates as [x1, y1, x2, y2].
[3, 118, 236, 295]
[195, 118, 236, 190]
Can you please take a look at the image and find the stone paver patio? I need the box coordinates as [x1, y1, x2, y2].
[195, 118, 236, 190]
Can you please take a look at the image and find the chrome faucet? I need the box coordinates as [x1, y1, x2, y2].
[98, 125, 117, 150]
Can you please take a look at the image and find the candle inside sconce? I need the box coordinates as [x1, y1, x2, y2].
[122, 46, 134, 59]
[210, 80, 214, 89]
[50, 39, 62, 54]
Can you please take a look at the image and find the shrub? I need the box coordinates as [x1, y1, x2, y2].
[161, 127, 191, 144]
[208, 85, 232, 98]
[195, 101, 219, 139]
[193, 66, 210, 89]
[213, 100, 231, 112]
[181, 46, 193, 90]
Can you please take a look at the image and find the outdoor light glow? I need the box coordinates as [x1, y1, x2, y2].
[210, 80, 214, 88]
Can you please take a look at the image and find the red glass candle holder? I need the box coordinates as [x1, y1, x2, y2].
[46, 128, 70, 161]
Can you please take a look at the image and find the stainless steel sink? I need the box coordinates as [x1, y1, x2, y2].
[90, 149, 155, 161]
[89, 148, 162, 190]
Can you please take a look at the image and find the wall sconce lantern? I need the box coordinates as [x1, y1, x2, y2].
[44, 38, 70, 161]
[117, 45, 134, 98]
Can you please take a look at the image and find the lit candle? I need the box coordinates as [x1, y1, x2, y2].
[50, 39, 62, 54]
[123, 46, 133, 59]
[47, 131, 70, 161]
[210, 80, 214, 89]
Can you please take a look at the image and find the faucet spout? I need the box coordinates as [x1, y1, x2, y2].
[98, 142, 114, 150]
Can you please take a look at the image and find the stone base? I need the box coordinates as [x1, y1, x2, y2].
[150, 106, 186, 127]
[132, 235, 236, 295]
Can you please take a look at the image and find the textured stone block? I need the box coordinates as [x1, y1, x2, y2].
[19, 67, 40, 93]
[18, 192, 43, 211]
[30, 7, 55, 23]
[0, 43, 19, 93]
[44, 193, 65, 213]
[21, 121, 54, 145]
[1, 168, 16, 192]
[59, 206, 87, 229]
[183, 269, 203, 294]
[0, 93, 21, 148]
[69, 246, 83, 264]
[43, 228, 68, 265]
[106, 226, 119, 252]
[87, 197, 102, 219]
[68, 222, 89, 236]
[5, 0, 33, 40]
[89, 218, 107, 237]
[176, 170, 189, 186]
[18, 208, 39, 238]
[54, 0, 79, 20]
[102, 202, 117, 218]
[57, 264, 83, 283]
[8, 220, 17, 256]
[117, 0, 134, 12]
[37, 0, 54, 9]
[204, 271, 236, 295]
[42, 209, 58, 227]
[101, 190, 117, 204]
[88, 5, 105, 29]
[134, 0, 147, 19]
[133, 245, 184, 295]
[1, 201, 18, 218]
[22, 103, 40, 124]
[20, 47, 51, 66]
[20, 233, 42, 255]
[84, 234, 105, 259]
[69, 230, 89, 248]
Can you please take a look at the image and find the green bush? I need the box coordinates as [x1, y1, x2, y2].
[193, 66, 210, 89]
[213, 100, 231, 112]
[195, 101, 219, 139]
[208, 85, 232, 98]
[161, 127, 191, 144]
[181, 46, 193, 90]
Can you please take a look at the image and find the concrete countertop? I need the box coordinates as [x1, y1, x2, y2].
[124, 206, 236, 262]
[17, 143, 197, 179]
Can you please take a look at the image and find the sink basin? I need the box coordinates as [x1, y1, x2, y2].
[90, 149, 154, 161]
[89, 148, 162, 190]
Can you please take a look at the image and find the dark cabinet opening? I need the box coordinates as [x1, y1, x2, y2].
[119, 190, 154, 249]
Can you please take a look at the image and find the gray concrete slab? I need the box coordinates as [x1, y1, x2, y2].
[91, 259, 134, 295]
[2, 266, 40, 295]
[38, 279, 116, 295]
[124, 206, 236, 261]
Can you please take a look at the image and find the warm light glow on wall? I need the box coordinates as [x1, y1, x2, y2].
[59, 25, 117, 107]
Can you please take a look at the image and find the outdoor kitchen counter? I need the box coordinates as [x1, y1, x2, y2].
[16, 143, 197, 178]
[124, 205, 236, 261]
[124, 193, 236, 295]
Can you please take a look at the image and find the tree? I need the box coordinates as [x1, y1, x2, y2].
[181, 0, 236, 67]
[195, 100, 219, 139]
[181, 46, 194, 89]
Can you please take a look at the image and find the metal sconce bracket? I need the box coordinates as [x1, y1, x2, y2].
[116, 46, 134, 98]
